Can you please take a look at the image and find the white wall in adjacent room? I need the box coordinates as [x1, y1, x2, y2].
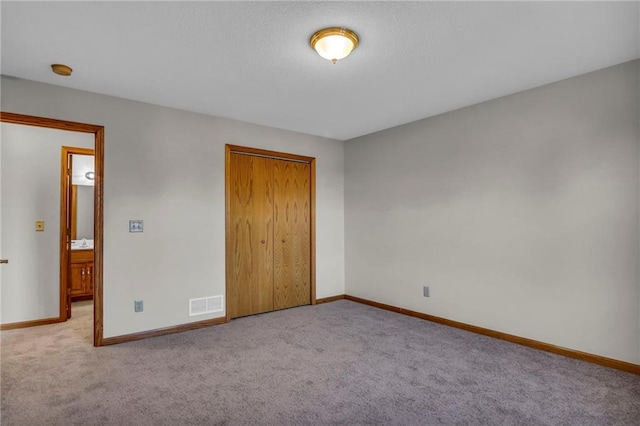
[1, 123, 93, 323]
[75, 185, 94, 240]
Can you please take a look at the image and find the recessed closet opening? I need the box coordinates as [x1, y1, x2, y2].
[225, 145, 316, 320]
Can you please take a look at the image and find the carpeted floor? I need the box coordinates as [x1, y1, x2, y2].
[1, 299, 639, 425]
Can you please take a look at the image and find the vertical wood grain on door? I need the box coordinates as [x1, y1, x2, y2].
[229, 154, 274, 318]
[273, 160, 311, 310]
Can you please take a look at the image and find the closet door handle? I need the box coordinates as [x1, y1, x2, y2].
[261, 240, 265, 244]
[0, 259, 8, 264]
[281, 239, 286, 243]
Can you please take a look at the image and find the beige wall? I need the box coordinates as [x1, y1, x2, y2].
[345, 60, 640, 364]
[1, 77, 345, 338]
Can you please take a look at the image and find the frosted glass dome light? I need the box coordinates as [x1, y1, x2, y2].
[310, 27, 359, 64]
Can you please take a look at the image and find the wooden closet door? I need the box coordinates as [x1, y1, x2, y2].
[273, 160, 311, 310]
[229, 154, 274, 318]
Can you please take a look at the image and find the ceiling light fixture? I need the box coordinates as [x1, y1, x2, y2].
[85, 171, 95, 180]
[51, 63, 72, 76]
[310, 27, 359, 64]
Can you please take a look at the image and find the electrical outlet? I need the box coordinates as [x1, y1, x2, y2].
[134, 300, 144, 312]
[423, 286, 430, 297]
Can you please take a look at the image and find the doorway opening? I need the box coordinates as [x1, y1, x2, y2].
[61, 147, 95, 323]
[0, 112, 105, 346]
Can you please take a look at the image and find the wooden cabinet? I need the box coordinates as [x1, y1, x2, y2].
[228, 152, 312, 319]
[70, 249, 93, 300]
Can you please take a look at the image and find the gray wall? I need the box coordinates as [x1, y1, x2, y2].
[1, 77, 345, 338]
[1, 123, 93, 323]
[345, 60, 640, 364]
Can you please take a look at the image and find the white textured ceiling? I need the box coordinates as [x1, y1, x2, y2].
[2, 1, 639, 141]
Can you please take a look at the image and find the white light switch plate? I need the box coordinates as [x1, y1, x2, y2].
[129, 220, 143, 233]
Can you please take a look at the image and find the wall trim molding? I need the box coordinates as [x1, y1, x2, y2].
[0, 317, 63, 331]
[102, 317, 227, 345]
[316, 295, 346, 304]
[341, 295, 640, 375]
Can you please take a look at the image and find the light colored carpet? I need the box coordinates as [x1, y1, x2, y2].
[1, 300, 639, 425]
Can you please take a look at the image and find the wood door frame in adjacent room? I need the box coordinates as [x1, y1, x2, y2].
[0, 112, 105, 347]
[225, 144, 316, 322]
[61, 146, 95, 319]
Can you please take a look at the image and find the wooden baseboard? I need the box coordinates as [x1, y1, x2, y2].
[343, 295, 640, 375]
[0, 316, 63, 331]
[315, 295, 346, 304]
[101, 316, 228, 346]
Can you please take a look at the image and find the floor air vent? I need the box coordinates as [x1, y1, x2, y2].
[189, 295, 223, 316]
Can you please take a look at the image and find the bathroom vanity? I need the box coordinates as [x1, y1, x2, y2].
[70, 245, 93, 300]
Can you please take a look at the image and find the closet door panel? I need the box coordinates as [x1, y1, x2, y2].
[273, 160, 311, 310]
[229, 154, 274, 318]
